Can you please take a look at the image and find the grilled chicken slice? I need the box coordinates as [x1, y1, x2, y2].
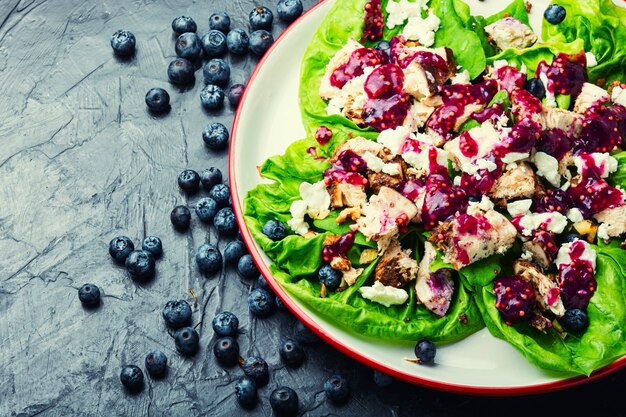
[416, 242, 454, 317]
[488, 162, 537, 203]
[514, 259, 565, 317]
[484, 17, 538, 50]
[319, 38, 363, 100]
[374, 240, 418, 288]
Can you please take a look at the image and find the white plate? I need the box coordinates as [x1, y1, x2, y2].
[230, 0, 626, 394]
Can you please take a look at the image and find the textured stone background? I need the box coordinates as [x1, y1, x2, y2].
[1, 0, 625, 415]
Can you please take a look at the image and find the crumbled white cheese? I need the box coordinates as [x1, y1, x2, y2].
[377, 126, 410, 155]
[453, 175, 461, 186]
[287, 200, 309, 236]
[566, 208, 584, 223]
[446, 121, 501, 167]
[532, 152, 560, 187]
[586, 52, 598, 68]
[574, 152, 618, 178]
[403, 12, 440, 47]
[598, 223, 610, 240]
[501, 152, 529, 164]
[325, 67, 373, 117]
[539, 73, 556, 108]
[467, 195, 495, 214]
[450, 69, 470, 85]
[362, 151, 385, 172]
[555, 240, 596, 271]
[612, 86, 626, 107]
[300, 181, 331, 219]
[518, 212, 568, 236]
[359, 281, 409, 307]
[461, 158, 497, 176]
[507, 199, 532, 217]
[385, 0, 427, 29]
[520, 250, 533, 261]
[403, 144, 448, 175]
[493, 60, 509, 70]
[382, 163, 402, 176]
[496, 113, 509, 128]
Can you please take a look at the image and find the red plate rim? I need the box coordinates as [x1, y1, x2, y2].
[228, 0, 626, 396]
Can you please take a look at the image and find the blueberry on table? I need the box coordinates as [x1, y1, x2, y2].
[199, 84, 225, 110]
[269, 386, 299, 417]
[248, 288, 275, 317]
[275, 295, 287, 312]
[162, 299, 192, 329]
[294, 320, 319, 344]
[249, 6, 274, 30]
[561, 308, 589, 333]
[242, 356, 270, 386]
[167, 58, 195, 85]
[145, 88, 170, 113]
[78, 283, 101, 307]
[170, 205, 191, 231]
[110, 30, 136, 57]
[142, 236, 163, 258]
[213, 336, 240, 366]
[226, 29, 249, 55]
[199, 167, 223, 189]
[171, 16, 197, 35]
[214, 207, 238, 236]
[227, 83, 245, 107]
[224, 240, 248, 265]
[178, 169, 201, 194]
[414, 338, 436, 364]
[120, 365, 144, 392]
[544, 4, 566, 24]
[318, 264, 342, 291]
[202, 122, 229, 150]
[324, 374, 350, 404]
[524, 78, 546, 100]
[249, 30, 274, 56]
[109, 236, 135, 263]
[235, 376, 257, 409]
[262, 219, 286, 241]
[373, 370, 393, 387]
[209, 12, 231, 34]
[201, 30, 227, 57]
[125, 250, 156, 279]
[212, 311, 239, 337]
[277, 0, 303, 23]
[238, 254, 259, 278]
[175, 32, 202, 61]
[279, 338, 305, 368]
[145, 350, 168, 378]
[195, 197, 218, 223]
[203, 58, 230, 87]
[196, 243, 222, 273]
[209, 183, 231, 206]
[257, 274, 272, 292]
[174, 326, 200, 355]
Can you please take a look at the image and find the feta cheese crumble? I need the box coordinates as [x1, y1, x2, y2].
[586, 52, 598, 68]
[359, 281, 409, 307]
[507, 199, 532, 217]
[612, 86, 626, 107]
[450, 69, 470, 85]
[518, 212, 568, 236]
[385, 0, 429, 29]
[532, 152, 560, 187]
[377, 126, 410, 155]
[555, 240, 596, 271]
[403, 12, 440, 47]
[573, 152, 618, 178]
[287, 181, 331, 236]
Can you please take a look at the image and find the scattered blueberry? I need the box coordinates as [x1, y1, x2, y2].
[226, 29, 249, 55]
[373, 370, 393, 387]
[203, 58, 230, 87]
[375, 40, 391, 59]
[196, 243, 222, 274]
[248, 288, 275, 316]
[212, 311, 239, 337]
[214, 207, 238, 236]
[524, 78, 546, 100]
[262, 219, 286, 241]
[242, 356, 270, 386]
[279, 338, 304, 368]
[235, 376, 257, 409]
[110, 30, 136, 57]
[544, 4, 566, 24]
[238, 254, 259, 278]
[200, 167, 223, 189]
[195, 197, 219, 223]
[318, 264, 342, 291]
[257, 274, 272, 292]
[324, 374, 350, 404]
[145, 350, 168, 378]
[170, 205, 191, 230]
[209, 183, 231, 207]
[213, 336, 240, 366]
[227, 83, 245, 107]
[120, 365, 144, 392]
[171, 16, 197, 35]
[78, 283, 101, 307]
[201, 30, 227, 57]
[249, 6, 273, 30]
[224, 240, 248, 265]
[414, 338, 436, 364]
[249, 30, 273, 56]
[209, 12, 231, 34]
[175, 32, 202, 60]
[145, 88, 170, 113]
[277, 0, 303, 23]
[177, 169, 201, 194]
[269, 386, 299, 417]
[202, 122, 229, 150]
[174, 327, 200, 355]
[561, 308, 589, 333]
[294, 320, 319, 344]
[109, 236, 135, 264]
[167, 58, 195, 85]
[200, 84, 225, 110]
[125, 250, 156, 279]
[162, 299, 192, 329]
[142, 236, 163, 258]
[275, 295, 287, 312]
[561, 233, 580, 244]
[467, 195, 481, 203]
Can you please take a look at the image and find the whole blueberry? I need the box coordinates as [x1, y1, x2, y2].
[269, 386, 299, 417]
[238, 254, 259, 279]
[109, 236, 135, 263]
[145, 88, 170, 113]
[125, 250, 156, 279]
[235, 376, 257, 409]
[262, 219, 286, 241]
[213, 336, 240, 366]
[167, 58, 195, 85]
[174, 326, 200, 355]
[318, 264, 342, 291]
[544, 4, 566, 24]
[120, 365, 144, 392]
[200, 167, 223, 189]
[249, 6, 274, 30]
[145, 350, 168, 378]
[214, 207, 238, 236]
[561, 308, 589, 333]
[277, 0, 303, 23]
[203, 58, 230, 87]
[195, 197, 219, 223]
[279, 338, 304, 368]
[196, 243, 222, 274]
[414, 338, 436, 364]
[324, 374, 350, 404]
[373, 370, 393, 387]
[249, 30, 274, 56]
[178, 169, 201, 194]
[170, 205, 191, 230]
[224, 240, 248, 265]
[294, 320, 319, 344]
[201, 30, 227, 57]
[142, 236, 163, 258]
[78, 283, 101, 307]
[209, 12, 231, 34]
[226, 29, 249, 55]
[257, 274, 272, 292]
[209, 183, 231, 207]
[175, 32, 202, 60]
[561, 233, 581, 244]
[162, 299, 192, 329]
[212, 311, 239, 337]
[242, 356, 269, 386]
[248, 288, 275, 316]
[227, 84, 245, 107]
[202, 122, 229, 150]
[375, 40, 391, 59]
[200, 84, 225, 110]
[275, 295, 287, 312]
[524, 77, 546, 100]
[111, 30, 136, 57]
[171, 16, 197, 35]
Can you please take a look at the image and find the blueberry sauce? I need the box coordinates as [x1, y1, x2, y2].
[306, 146, 328, 161]
[459, 154, 503, 198]
[493, 66, 526, 94]
[364, 64, 404, 99]
[322, 231, 355, 262]
[531, 230, 558, 257]
[458, 131, 479, 158]
[567, 176, 624, 218]
[330, 48, 387, 89]
[535, 52, 587, 98]
[510, 88, 542, 121]
[535, 188, 572, 214]
[574, 103, 626, 153]
[558, 241, 597, 310]
[401, 140, 448, 176]
[396, 177, 425, 202]
[362, 93, 411, 131]
[324, 150, 369, 186]
[498, 118, 542, 155]
[315, 126, 333, 145]
[536, 128, 571, 160]
[361, 0, 384, 43]
[421, 174, 468, 230]
[494, 275, 536, 325]
[472, 103, 505, 125]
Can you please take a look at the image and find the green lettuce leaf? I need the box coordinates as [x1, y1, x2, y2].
[609, 151, 626, 189]
[487, 39, 585, 74]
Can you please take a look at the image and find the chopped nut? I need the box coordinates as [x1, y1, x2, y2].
[524, 1, 532, 12]
[330, 255, 352, 271]
[458, 313, 468, 325]
[337, 207, 361, 223]
[304, 230, 317, 239]
[323, 234, 341, 246]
